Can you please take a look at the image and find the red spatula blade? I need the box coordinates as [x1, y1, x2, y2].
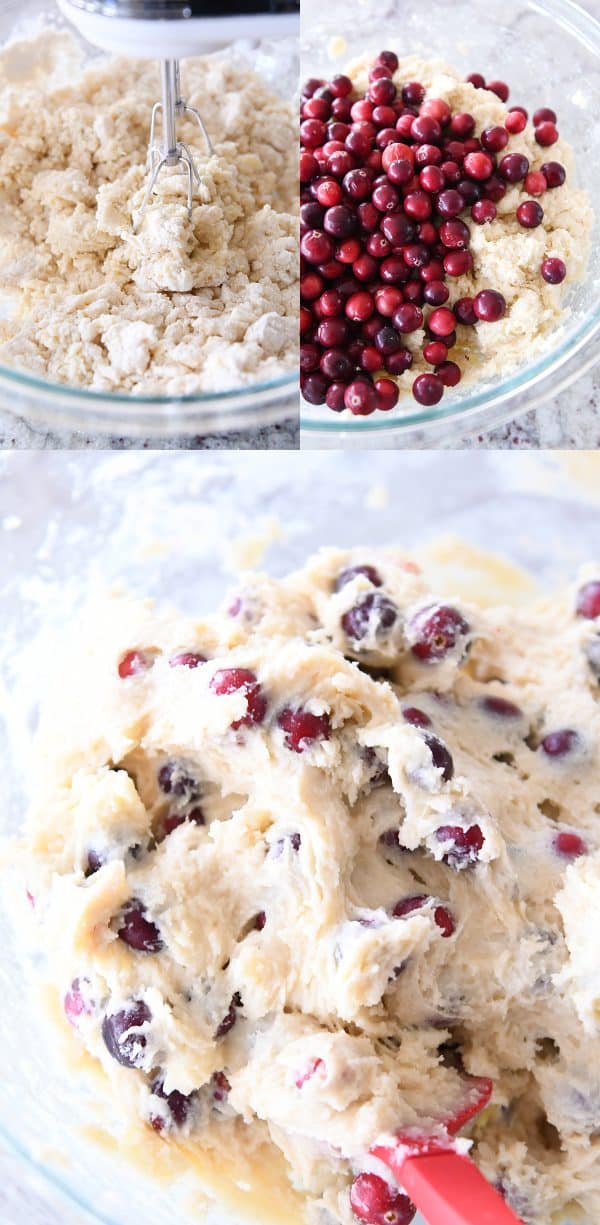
[400, 1152, 523, 1225]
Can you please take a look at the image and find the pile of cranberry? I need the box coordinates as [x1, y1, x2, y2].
[300, 51, 567, 416]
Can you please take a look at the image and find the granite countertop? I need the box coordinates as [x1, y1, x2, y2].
[0, 411, 299, 450]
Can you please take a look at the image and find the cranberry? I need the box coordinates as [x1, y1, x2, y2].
[463, 151, 494, 180]
[162, 806, 204, 836]
[375, 378, 399, 411]
[534, 107, 557, 126]
[466, 72, 486, 89]
[393, 894, 455, 937]
[422, 281, 448, 307]
[294, 1056, 325, 1089]
[64, 978, 92, 1026]
[381, 214, 416, 248]
[118, 899, 163, 953]
[471, 199, 496, 224]
[150, 1077, 194, 1131]
[278, 707, 331, 752]
[524, 170, 547, 195]
[423, 339, 448, 364]
[350, 1173, 416, 1225]
[427, 307, 456, 338]
[421, 98, 451, 125]
[215, 992, 242, 1039]
[346, 292, 375, 322]
[483, 174, 507, 202]
[301, 230, 334, 265]
[436, 188, 464, 219]
[346, 129, 372, 159]
[424, 734, 454, 781]
[450, 112, 475, 138]
[499, 153, 529, 183]
[554, 831, 587, 859]
[386, 158, 414, 187]
[321, 349, 354, 381]
[576, 580, 600, 619]
[541, 257, 567, 284]
[517, 200, 544, 228]
[412, 373, 443, 406]
[118, 650, 154, 678]
[169, 651, 206, 669]
[335, 564, 383, 591]
[210, 667, 267, 729]
[86, 849, 104, 875]
[324, 205, 356, 238]
[385, 348, 413, 375]
[393, 304, 423, 333]
[408, 603, 470, 662]
[366, 232, 392, 259]
[375, 325, 402, 355]
[541, 161, 566, 188]
[505, 110, 526, 134]
[302, 373, 327, 406]
[455, 296, 478, 325]
[341, 592, 398, 643]
[540, 729, 580, 757]
[344, 378, 378, 415]
[439, 219, 470, 249]
[436, 824, 484, 868]
[300, 151, 319, 181]
[443, 250, 473, 276]
[330, 74, 353, 98]
[211, 1071, 231, 1102]
[473, 289, 506, 322]
[102, 1000, 151, 1067]
[376, 50, 399, 72]
[481, 125, 508, 153]
[488, 79, 509, 102]
[436, 360, 461, 387]
[375, 287, 403, 317]
[402, 81, 425, 106]
[343, 168, 372, 201]
[411, 115, 442, 144]
[535, 121, 559, 146]
[372, 183, 400, 213]
[326, 382, 347, 411]
[481, 695, 522, 718]
[300, 118, 327, 147]
[402, 706, 432, 727]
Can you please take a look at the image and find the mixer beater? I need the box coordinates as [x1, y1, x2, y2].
[58, 0, 299, 229]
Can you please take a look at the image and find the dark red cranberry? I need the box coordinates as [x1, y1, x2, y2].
[326, 382, 347, 411]
[393, 304, 423, 333]
[215, 992, 243, 1039]
[324, 204, 356, 238]
[576, 580, 600, 619]
[541, 161, 566, 188]
[533, 107, 557, 126]
[387, 158, 414, 187]
[393, 894, 455, 937]
[541, 257, 567, 284]
[102, 1000, 151, 1067]
[209, 668, 267, 729]
[169, 651, 206, 669]
[424, 280, 449, 306]
[473, 289, 506, 322]
[278, 708, 331, 752]
[412, 373, 443, 406]
[375, 378, 399, 411]
[540, 729, 580, 758]
[301, 230, 334, 265]
[409, 603, 470, 662]
[321, 349, 354, 381]
[350, 1172, 416, 1225]
[335, 565, 383, 591]
[439, 219, 470, 249]
[436, 189, 464, 219]
[499, 153, 529, 182]
[488, 79, 509, 102]
[341, 592, 398, 643]
[471, 199, 496, 224]
[402, 81, 425, 106]
[436, 824, 484, 868]
[343, 167, 373, 200]
[118, 650, 154, 678]
[535, 121, 559, 147]
[483, 174, 507, 202]
[481, 695, 522, 718]
[385, 348, 413, 375]
[424, 734, 454, 781]
[517, 200, 544, 228]
[457, 179, 480, 205]
[411, 115, 442, 144]
[375, 325, 402, 354]
[402, 706, 432, 728]
[150, 1077, 194, 1131]
[86, 849, 104, 875]
[376, 50, 399, 73]
[158, 760, 199, 799]
[317, 317, 349, 346]
[211, 1071, 231, 1102]
[481, 125, 508, 153]
[436, 360, 461, 387]
[466, 72, 486, 89]
[455, 296, 478, 325]
[118, 899, 163, 953]
[345, 378, 378, 415]
[553, 831, 587, 859]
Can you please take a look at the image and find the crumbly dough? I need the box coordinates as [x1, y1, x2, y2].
[18, 548, 600, 1225]
[0, 35, 297, 394]
[340, 55, 593, 402]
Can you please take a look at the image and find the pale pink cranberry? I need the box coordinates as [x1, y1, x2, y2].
[215, 992, 243, 1040]
[541, 257, 566, 284]
[408, 603, 470, 662]
[118, 899, 163, 953]
[295, 1057, 324, 1088]
[436, 824, 484, 868]
[393, 894, 455, 937]
[169, 652, 206, 669]
[118, 650, 154, 679]
[64, 978, 92, 1026]
[553, 831, 587, 859]
[335, 564, 383, 590]
[102, 1000, 151, 1067]
[210, 668, 267, 729]
[576, 581, 600, 619]
[350, 1173, 416, 1225]
[540, 729, 580, 757]
[278, 708, 331, 752]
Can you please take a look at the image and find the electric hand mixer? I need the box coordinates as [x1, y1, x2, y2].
[58, 1, 299, 230]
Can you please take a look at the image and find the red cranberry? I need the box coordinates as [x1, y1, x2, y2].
[316, 320, 348, 347]
[481, 695, 522, 718]
[436, 824, 484, 868]
[473, 289, 506, 322]
[102, 1000, 151, 1067]
[409, 602, 470, 661]
[419, 165, 445, 194]
[421, 98, 451, 125]
[554, 831, 587, 859]
[336, 565, 383, 591]
[330, 74, 353, 98]
[345, 378, 378, 415]
[423, 339, 448, 364]
[402, 706, 432, 728]
[483, 174, 507, 202]
[385, 348, 413, 375]
[424, 733, 454, 781]
[211, 1071, 231, 1103]
[336, 238, 361, 264]
[541, 257, 567, 284]
[318, 289, 344, 316]
[505, 110, 526, 134]
[439, 219, 470, 249]
[350, 1174, 416, 1225]
[302, 372, 328, 404]
[346, 292, 375, 322]
[471, 199, 497, 224]
[443, 250, 473, 276]
[300, 151, 319, 182]
[450, 112, 475, 138]
[376, 50, 399, 72]
[393, 894, 455, 937]
[403, 280, 424, 304]
[118, 650, 154, 678]
[540, 729, 580, 757]
[455, 296, 478, 325]
[535, 121, 559, 146]
[488, 79, 509, 102]
[393, 304, 423, 333]
[169, 651, 206, 669]
[411, 115, 442, 145]
[300, 118, 327, 147]
[210, 667, 267, 728]
[466, 72, 486, 89]
[360, 346, 381, 373]
[517, 200, 544, 228]
[324, 205, 356, 239]
[436, 188, 464, 218]
[375, 286, 403, 317]
[375, 378, 399, 411]
[118, 899, 163, 953]
[382, 142, 415, 173]
[412, 373, 443, 406]
[534, 107, 557, 126]
[357, 201, 380, 230]
[424, 280, 449, 306]
[436, 360, 461, 387]
[414, 142, 443, 167]
[463, 151, 494, 180]
[150, 1077, 194, 1131]
[372, 183, 400, 213]
[278, 707, 331, 751]
[499, 153, 529, 182]
[576, 580, 600, 619]
[215, 992, 243, 1039]
[342, 592, 398, 642]
[427, 307, 456, 337]
[402, 81, 425, 106]
[366, 232, 392, 258]
[343, 168, 372, 201]
[301, 230, 334, 265]
[387, 158, 414, 187]
[481, 125, 508, 153]
[541, 161, 566, 188]
[326, 382, 347, 411]
[382, 214, 416, 247]
[403, 190, 432, 221]
[301, 272, 323, 300]
[319, 349, 352, 381]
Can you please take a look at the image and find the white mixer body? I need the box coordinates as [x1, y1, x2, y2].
[57, 1, 299, 57]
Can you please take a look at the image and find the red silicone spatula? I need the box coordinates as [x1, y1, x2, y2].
[370, 1074, 524, 1225]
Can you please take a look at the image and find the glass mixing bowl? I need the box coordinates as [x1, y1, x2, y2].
[300, 0, 600, 446]
[1, 451, 598, 1225]
[0, 0, 298, 437]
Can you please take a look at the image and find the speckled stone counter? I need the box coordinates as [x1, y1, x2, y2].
[0, 412, 299, 450]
